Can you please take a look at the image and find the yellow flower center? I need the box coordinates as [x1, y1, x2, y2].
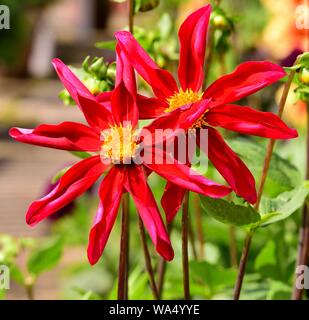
[165, 89, 202, 113]
[101, 124, 139, 163]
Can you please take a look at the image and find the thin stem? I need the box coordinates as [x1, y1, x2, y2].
[219, 52, 227, 76]
[128, 0, 134, 34]
[202, 25, 214, 91]
[118, 193, 130, 300]
[182, 191, 191, 300]
[188, 214, 198, 260]
[233, 232, 253, 300]
[26, 286, 34, 300]
[193, 194, 205, 260]
[293, 102, 309, 300]
[233, 68, 296, 300]
[255, 69, 296, 208]
[157, 223, 173, 299]
[229, 225, 238, 268]
[138, 216, 159, 299]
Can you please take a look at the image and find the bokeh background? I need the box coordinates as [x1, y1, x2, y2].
[0, 0, 309, 300]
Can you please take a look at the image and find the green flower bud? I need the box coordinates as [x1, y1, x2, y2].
[89, 58, 108, 79]
[82, 56, 91, 72]
[59, 89, 75, 106]
[212, 14, 229, 30]
[139, 0, 160, 12]
[84, 78, 101, 95]
[106, 62, 116, 83]
[99, 80, 109, 92]
[299, 68, 309, 85]
[156, 54, 166, 68]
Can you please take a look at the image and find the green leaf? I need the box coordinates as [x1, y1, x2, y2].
[10, 265, 25, 286]
[200, 196, 261, 226]
[228, 138, 301, 197]
[95, 40, 116, 51]
[259, 183, 309, 227]
[266, 281, 291, 300]
[190, 261, 237, 293]
[69, 151, 92, 159]
[138, 0, 160, 12]
[255, 240, 276, 270]
[51, 165, 71, 184]
[27, 237, 63, 276]
[72, 288, 102, 300]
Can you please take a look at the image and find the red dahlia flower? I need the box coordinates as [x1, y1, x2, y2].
[115, 4, 298, 221]
[9, 51, 231, 264]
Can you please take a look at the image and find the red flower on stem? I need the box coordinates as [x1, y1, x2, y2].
[115, 4, 298, 222]
[9, 49, 231, 264]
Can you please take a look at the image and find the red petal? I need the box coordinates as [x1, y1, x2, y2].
[137, 94, 167, 119]
[178, 4, 211, 92]
[111, 82, 138, 127]
[143, 149, 231, 199]
[52, 58, 93, 102]
[76, 92, 113, 131]
[26, 156, 108, 226]
[116, 44, 136, 96]
[203, 61, 286, 105]
[96, 91, 112, 110]
[161, 182, 186, 223]
[202, 127, 257, 204]
[9, 122, 101, 152]
[115, 31, 178, 100]
[87, 167, 125, 265]
[142, 99, 212, 146]
[206, 104, 298, 139]
[53, 59, 112, 131]
[124, 166, 174, 261]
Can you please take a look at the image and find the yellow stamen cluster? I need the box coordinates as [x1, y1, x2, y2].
[166, 89, 202, 113]
[191, 112, 210, 129]
[101, 124, 138, 163]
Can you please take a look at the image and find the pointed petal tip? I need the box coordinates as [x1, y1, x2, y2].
[87, 249, 99, 266]
[9, 127, 18, 138]
[25, 213, 37, 227]
[246, 192, 257, 205]
[51, 58, 63, 70]
[291, 129, 299, 139]
[114, 30, 132, 42]
[157, 241, 174, 261]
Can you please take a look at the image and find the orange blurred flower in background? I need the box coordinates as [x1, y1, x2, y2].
[261, 0, 308, 60]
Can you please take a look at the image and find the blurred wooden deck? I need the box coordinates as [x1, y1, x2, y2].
[0, 78, 85, 299]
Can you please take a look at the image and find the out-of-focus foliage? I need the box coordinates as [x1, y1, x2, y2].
[59, 56, 116, 105]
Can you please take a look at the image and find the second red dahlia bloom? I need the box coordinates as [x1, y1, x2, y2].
[115, 4, 298, 221]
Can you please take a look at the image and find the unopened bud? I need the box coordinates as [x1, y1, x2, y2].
[299, 68, 309, 85]
[106, 62, 116, 83]
[212, 14, 229, 30]
[139, 0, 160, 12]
